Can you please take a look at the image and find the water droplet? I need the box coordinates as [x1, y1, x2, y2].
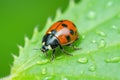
[44, 76, 52, 80]
[112, 25, 120, 33]
[80, 71, 84, 74]
[41, 67, 47, 75]
[87, 10, 96, 19]
[61, 76, 68, 80]
[105, 57, 120, 63]
[99, 39, 106, 48]
[82, 35, 86, 39]
[96, 30, 106, 37]
[92, 40, 96, 44]
[36, 59, 49, 65]
[106, 1, 113, 7]
[112, 25, 117, 30]
[78, 57, 88, 64]
[89, 65, 96, 72]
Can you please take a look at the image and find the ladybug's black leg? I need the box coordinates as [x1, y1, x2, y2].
[67, 44, 81, 50]
[51, 49, 56, 61]
[59, 45, 73, 56]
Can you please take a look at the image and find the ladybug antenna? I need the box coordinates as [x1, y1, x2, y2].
[33, 48, 40, 50]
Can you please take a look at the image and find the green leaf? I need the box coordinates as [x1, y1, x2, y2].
[7, 0, 120, 80]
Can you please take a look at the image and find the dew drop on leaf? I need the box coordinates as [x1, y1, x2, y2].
[106, 1, 113, 8]
[87, 10, 96, 20]
[111, 25, 120, 33]
[61, 76, 68, 80]
[92, 39, 96, 44]
[80, 71, 84, 74]
[77, 57, 88, 64]
[36, 59, 49, 65]
[41, 67, 47, 75]
[112, 25, 117, 30]
[44, 76, 52, 80]
[96, 30, 106, 37]
[82, 35, 86, 39]
[105, 56, 120, 63]
[88, 65, 96, 72]
[99, 39, 106, 48]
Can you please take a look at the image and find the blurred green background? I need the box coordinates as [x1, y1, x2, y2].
[0, 0, 80, 78]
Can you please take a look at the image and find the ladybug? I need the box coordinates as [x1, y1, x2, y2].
[41, 20, 79, 60]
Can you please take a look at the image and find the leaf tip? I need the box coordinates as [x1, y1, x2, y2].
[24, 36, 30, 47]
[17, 44, 23, 51]
[11, 53, 18, 60]
[34, 26, 39, 34]
[46, 17, 53, 25]
[55, 8, 62, 19]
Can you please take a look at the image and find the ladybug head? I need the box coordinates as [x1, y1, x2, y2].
[40, 44, 52, 53]
[41, 34, 60, 53]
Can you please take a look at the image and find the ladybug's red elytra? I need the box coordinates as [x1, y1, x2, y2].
[41, 20, 79, 60]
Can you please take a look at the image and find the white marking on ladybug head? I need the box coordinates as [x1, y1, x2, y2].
[48, 31, 51, 34]
[42, 42, 45, 45]
[47, 45, 52, 50]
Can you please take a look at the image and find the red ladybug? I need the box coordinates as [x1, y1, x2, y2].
[41, 20, 79, 60]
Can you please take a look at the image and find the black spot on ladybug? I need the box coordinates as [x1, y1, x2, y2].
[66, 35, 71, 42]
[62, 23, 67, 27]
[72, 23, 76, 27]
[70, 29, 74, 35]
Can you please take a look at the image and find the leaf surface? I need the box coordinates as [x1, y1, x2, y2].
[7, 0, 120, 80]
